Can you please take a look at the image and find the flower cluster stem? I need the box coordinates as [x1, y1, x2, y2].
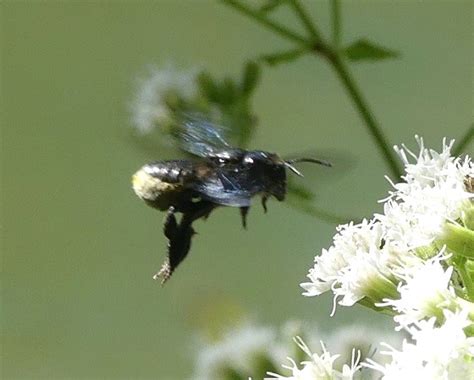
[331, 0, 341, 48]
[289, 0, 322, 42]
[220, 0, 403, 179]
[327, 54, 402, 179]
[221, 0, 309, 47]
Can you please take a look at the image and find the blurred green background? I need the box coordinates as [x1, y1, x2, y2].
[2, 1, 472, 379]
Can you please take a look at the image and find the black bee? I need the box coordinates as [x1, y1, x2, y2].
[132, 118, 330, 283]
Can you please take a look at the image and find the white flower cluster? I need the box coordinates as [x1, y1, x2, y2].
[131, 64, 198, 134]
[190, 320, 400, 380]
[191, 322, 282, 380]
[192, 322, 284, 380]
[300, 219, 400, 314]
[267, 337, 361, 380]
[378, 253, 461, 329]
[379, 137, 473, 251]
[298, 137, 474, 378]
[302, 137, 473, 315]
[364, 310, 474, 379]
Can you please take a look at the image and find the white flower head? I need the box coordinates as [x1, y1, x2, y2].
[131, 63, 198, 134]
[364, 310, 474, 379]
[324, 323, 403, 376]
[301, 220, 398, 314]
[377, 136, 474, 251]
[378, 253, 462, 329]
[267, 337, 361, 380]
[191, 322, 283, 380]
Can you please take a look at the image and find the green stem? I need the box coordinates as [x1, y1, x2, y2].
[221, 0, 310, 47]
[453, 123, 474, 157]
[331, 0, 341, 48]
[327, 53, 402, 178]
[289, 0, 321, 42]
[221, 0, 403, 179]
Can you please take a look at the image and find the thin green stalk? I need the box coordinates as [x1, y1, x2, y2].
[221, 0, 310, 47]
[453, 123, 474, 157]
[331, 0, 341, 48]
[289, 0, 322, 42]
[221, 0, 403, 179]
[328, 53, 402, 178]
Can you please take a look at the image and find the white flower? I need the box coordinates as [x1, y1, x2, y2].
[364, 310, 474, 379]
[378, 254, 464, 329]
[131, 64, 198, 134]
[377, 136, 474, 251]
[191, 322, 282, 380]
[324, 324, 403, 377]
[302, 136, 473, 315]
[301, 220, 399, 314]
[267, 337, 360, 380]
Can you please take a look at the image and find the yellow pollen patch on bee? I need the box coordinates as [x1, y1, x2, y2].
[132, 169, 179, 201]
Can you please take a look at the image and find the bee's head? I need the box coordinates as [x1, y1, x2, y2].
[270, 154, 332, 201]
[242, 151, 288, 201]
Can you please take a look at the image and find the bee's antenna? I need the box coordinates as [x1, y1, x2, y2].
[286, 157, 332, 167]
[284, 157, 331, 177]
[284, 162, 304, 177]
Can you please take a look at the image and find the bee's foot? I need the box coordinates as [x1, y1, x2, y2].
[153, 262, 172, 285]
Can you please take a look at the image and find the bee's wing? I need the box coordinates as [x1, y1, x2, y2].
[190, 167, 261, 207]
[178, 116, 232, 158]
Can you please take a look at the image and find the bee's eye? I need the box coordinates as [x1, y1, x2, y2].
[218, 158, 225, 164]
[243, 156, 254, 164]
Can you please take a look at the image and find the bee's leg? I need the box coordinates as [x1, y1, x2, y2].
[239, 206, 250, 229]
[181, 201, 217, 227]
[261, 195, 268, 213]
[154, 201, 215, 284]
[201, 205, 214, 221]
[154, 206, 177, 283]
[154, 224, 195, 285]
[163, 206, 177, 240]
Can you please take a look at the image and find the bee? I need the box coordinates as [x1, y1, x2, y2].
[132, 118, 331, 283]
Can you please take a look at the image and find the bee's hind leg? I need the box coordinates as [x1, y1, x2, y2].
[163, 206, 177, 240]
[154, 206, 178, 283]
[154, 202, 216, 284]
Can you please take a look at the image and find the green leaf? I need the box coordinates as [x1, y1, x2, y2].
[260, 48, 307, 66]
[343, 38, 399, 61]
[197, 71, 221, 102]
[241, 61, 260, 95]
[287, 180, 315, 201]
[286, 181, 350, 225]
[219, 105, 256, 148]
[217, 77, 238, 105]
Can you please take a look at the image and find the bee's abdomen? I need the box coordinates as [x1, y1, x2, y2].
[132, 160, 194, 209]
[141, 160, 193, 183]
